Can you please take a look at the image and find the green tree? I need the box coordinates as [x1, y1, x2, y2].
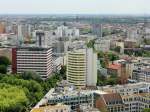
[142, 108, 150, 112]
[114, 46, 121, 53]
[21, 71, 42, 82]
[87, 39, 95, 49]
[143, 51, 150, 57]
[97, 72, 107, 86]
[0, 76, 43, 106]
[108, 52, 119, 62]
[97, 51, 104, 59]
[0, 83, 28, 112]
[124, 50, 133, 56]
[59, 65, 66, 80]
[0, 73, 5, 80]
[0, 65, 7, 74]
[106, 78, 117, 85]
[143, 38, 150, 45]
[0, 56, 10, 66]
[135, 50, 143, 57]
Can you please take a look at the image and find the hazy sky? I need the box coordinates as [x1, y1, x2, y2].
[0, 0, 149, 15]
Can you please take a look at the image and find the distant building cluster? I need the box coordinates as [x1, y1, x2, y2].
[0, 16, 149, 112]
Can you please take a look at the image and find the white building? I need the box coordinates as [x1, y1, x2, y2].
[127, 28, 139, 39]
[56, 25, 80, 39]
[102, 82, 150, 96]
[67, 48, 97, 88]
[122, 93, 150, 112]
[0, 34, 8, 41]
[94, 39, 110, 52]
[98, 82, 150, 112]
[17, 24, 24, 42]
[53, 57, 64, 72]
[133, 68, 150, 83]
[12, 47, 53, 79]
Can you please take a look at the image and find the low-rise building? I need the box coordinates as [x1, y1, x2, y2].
[96, 82, 150, 112]
[94, 39, 111, 52]
[31, 104, 70, 112]
[133, 68, 150, 83]
[101, 82, 150, 96]
[95, 93, 125, 112]
[132, 61, 150, 82]
[122, 93, 150, 112]
[107, 63, 121, 76]
[115, 41, 124, 54]
[48, 90, 94, 111]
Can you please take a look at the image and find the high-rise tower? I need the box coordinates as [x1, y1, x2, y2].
[67, 48, 97, 88]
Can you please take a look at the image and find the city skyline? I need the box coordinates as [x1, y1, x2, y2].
[0, 0, 149, 15]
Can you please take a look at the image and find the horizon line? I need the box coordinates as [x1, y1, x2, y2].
[0, 13, 149, 16]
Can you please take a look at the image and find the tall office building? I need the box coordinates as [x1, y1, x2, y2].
[67, 48, 97, 88]
[12, 47, 53, 79]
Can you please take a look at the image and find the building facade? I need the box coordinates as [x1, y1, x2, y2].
[67, 48, 97, 88]
[12, 47, 53, 79]
[94, 39, 110, 52]
[133, 68, 150, 83]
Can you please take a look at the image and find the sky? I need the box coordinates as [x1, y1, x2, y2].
[0, 0, 149, 15]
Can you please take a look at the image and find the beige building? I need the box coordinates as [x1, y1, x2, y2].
[67, 48, 97, 88]
[115, 41, 124, 54]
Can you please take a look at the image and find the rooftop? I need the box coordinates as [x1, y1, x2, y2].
[108, 63, 121, 70]
[102, 93, 123, 104]
[31, 104, 69, 112]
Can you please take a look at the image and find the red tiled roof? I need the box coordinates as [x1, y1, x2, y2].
[108, 64, 121, 70]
